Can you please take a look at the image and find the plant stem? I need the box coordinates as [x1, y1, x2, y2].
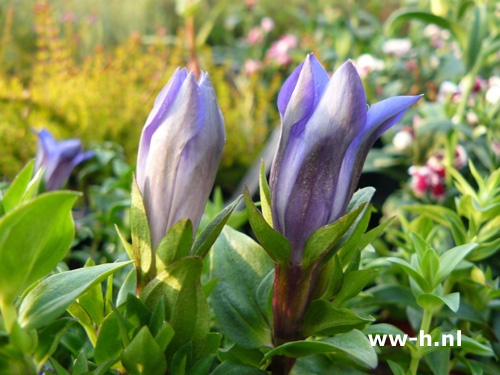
[408, 309, 433, 375]
[0, 298, 18, 332]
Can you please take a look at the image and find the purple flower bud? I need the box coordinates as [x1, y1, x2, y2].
[136, 68, 225, 249]
[270, 54, 421, 261]
[35, 129, 93, 191]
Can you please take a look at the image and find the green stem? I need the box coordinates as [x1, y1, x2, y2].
[408, 309, 433, 375]
[0, 298, 18, 332]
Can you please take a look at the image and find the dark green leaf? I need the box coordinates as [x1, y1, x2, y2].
[210, 227, 273, 348]
[332, 270, 373, 308]
[211, 361, 268, 375]
[34, 318, 76, 367]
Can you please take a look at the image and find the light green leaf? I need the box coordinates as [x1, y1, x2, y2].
[436, 244, 477, 285]
[1, 160, 35, 213]
[387, 360, 405, 375]
[244, 187, 290, 263]
[191, 195, 242, 259]
[156, 219, 193, 273]
[19, 261, 132, 329]
[140, 256, 210, 356]
[387, 257, 431, 292]
[210, 226, 273, 348]
[259, 161, 273, 227]
[417, 292, 460, 312]
[0, 191, 80, 303]
[131, 175, 153, 288]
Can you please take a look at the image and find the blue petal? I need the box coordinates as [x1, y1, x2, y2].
[330, 95, 423, 221]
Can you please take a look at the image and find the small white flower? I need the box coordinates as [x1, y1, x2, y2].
[354, 54, 385, 78]
[382, 38, 412, 57]
[486, 86, 500, 104]
[393, 130, 413, 151]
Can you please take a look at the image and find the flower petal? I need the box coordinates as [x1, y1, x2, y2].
[330, 95, 423, 221]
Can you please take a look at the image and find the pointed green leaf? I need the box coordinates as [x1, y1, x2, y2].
[121, 326, 167, 375]
[19, 261, 133, 329]
[1, 160, 35, 213]
[115, 224, 134, 261]
[211, 361, 268, 375]
[417, 292, 460, 312]
[303, 299, 374, 336]
[34, 318, 76, 367]
[387, 257, 431, 292]
[72, 350, 88, 375]
[303, 204, 366, 270]
[259, 161, 273, 227]
[331, 270, 373, 307]
[155, 321, 175, 352]
[131, 175, 153, 287]
[436, 244, 477, 285]
[244, 187, 290, 263]
[191, 195, 242, 258]
[0, 191, 80, 303]
[125, 294, 152, 329]
[156, 218, 193, 273]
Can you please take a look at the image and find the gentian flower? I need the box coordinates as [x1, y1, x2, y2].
[35, 129, 93, 191]
[136, 68, 225, 249]
[270, 54, 421, 261]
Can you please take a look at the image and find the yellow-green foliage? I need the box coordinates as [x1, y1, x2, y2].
[0, 3, 280, 190]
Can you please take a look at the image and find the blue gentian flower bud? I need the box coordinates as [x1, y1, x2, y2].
[270, 54, 421, 261]
[35, 129, 93, 191]
[136, 68, 225, 249]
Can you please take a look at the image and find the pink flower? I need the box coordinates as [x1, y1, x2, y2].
[354, 54, 385, 78]
[244, 59, 262, 75]
[431, 182, 446, 201]
[382, 39, 412, 57]
[266, 34, 298, 65]
[61, 12, 77, 23]
[261, 17, 275, 32]
[454, 145, 467, 170]
[426, 155, 446, 178]
[409, 166, 432, 197]
[492, 140, 500, 157]
[248, 27, 264, 45]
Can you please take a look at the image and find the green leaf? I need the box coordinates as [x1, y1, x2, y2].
[94, 311, 132, 365]
[244, 187, 290, 263]
[156, 219, 193, 273]
[72, 350, 88, 375]
[92, 358, 120, 375]
[50, 358, 71, 375]
[0, 191, 80, 304]
[115, 224, 134, 261]
[77, 258, 105, 327]
[131, 175, 153, 288]
[385, 9, 466, 48]
[19, 261, 133, 329]
[217, 344, 264, 368]
[186, 354, 216, 375]
[262, 330, 377, 368]
[155, 321, 175, 352]
[465, 6, 488, 70]
[302, 204, 366, 270]
[436, 244, 476, 285]
[422, 250, 440, 289]
[387, 257, 431, 292]
[303, 300, 374, 336]
[1, 160, 35, 213]
[67, 302, 97, 346]
[202, 277, 219, 298]
[171, 342, 192, 375]
[125, 294, 152, 329]
[316, 253, 343, 300]
[332, 270, 373, 308]
[117, 267, 137, 307]
[191, 195, 242, 259]
[387, 360, 405, 375]
[34, 318, 75, 367]
[417, 292, 460, 312]
[411, 232, 432, 259]
[403, 205, 467, 245]
[121, 326, 167, 375]
[426, 349, 450, 375]
[211, 361, 268, 375]
[259, 161, 273, 227]
[140, 256, 210, 357]
[210, 226, 273, 348]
